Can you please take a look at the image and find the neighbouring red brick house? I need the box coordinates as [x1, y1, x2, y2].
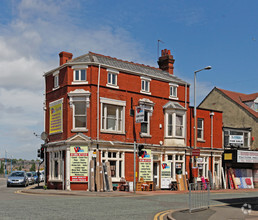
[43, 49, 223, 190]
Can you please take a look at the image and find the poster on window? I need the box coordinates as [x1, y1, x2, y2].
[161, 161, 171, 189]
[139, 149, 152, 181]
[70, 146, 88, 182]
[49, 99, 63, 134]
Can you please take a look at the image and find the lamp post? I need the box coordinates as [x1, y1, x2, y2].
[194, 66, 212, 167]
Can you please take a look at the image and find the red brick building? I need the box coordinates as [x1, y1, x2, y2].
[44, 49, 223, 190]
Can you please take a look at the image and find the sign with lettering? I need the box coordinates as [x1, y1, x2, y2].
[192, 149, 200, 156]
[139, 149, 152, 181]
[237, 150, 258, 163]
[229, 135, 243, 144]
[49, 99, 63, 134]
[70, 146, 88, 182]
[135, 106, 145, 123]
[161, 161, 171, 189]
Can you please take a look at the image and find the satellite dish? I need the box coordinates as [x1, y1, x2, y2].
[41, 132, 48, 141]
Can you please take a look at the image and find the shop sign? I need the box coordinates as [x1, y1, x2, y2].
[70, 146, 88, 182]
[229, 135, 243, 144]
[135, 106, 145, 123]
[139, 149, 152, 181]
[237, 150, 258, 163]
[192, 149, 200, 156]
[224, 153, 232, 160]
[161, 161, 171, 189]
[49, 99, 63, 134]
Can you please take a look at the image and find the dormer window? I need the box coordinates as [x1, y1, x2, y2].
[141, 77, 151, 94]
[169, 83, 178, 99]
[72, 65, 88, 84]
[53, 71, 59, 89]
[106, 69, 119, 88]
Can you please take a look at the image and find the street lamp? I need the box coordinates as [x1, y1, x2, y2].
[194, 66, 212, 166]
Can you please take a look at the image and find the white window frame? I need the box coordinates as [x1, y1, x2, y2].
[140, 76, 151, 94]
[197, 118, 204, 140]
[224, 128, 251, 149]
[138, 98, 154, 138]
[71, 65, 88, 85]
[68, 89, 91, 132]
[167, 153, 185, 181]
[106, 69, 119, 89]
[100, 97, 126, 134]
[53, 71, 59, 90]
[140, 110, 150, 136]
[49, 150, 63, 181]
[165, 110, 186, 138]
[169, 83, 178, 100]
[102, 150, 124, 182]
[197, 156, 209, 179]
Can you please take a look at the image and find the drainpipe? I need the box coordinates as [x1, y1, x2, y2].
[97, 64, 101, 142]
[185, 83, 187, 146]
[210, 112, 214, 179]
[210, 112, 214, 149]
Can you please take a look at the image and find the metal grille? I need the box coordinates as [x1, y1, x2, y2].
[188, 183, 210, 213]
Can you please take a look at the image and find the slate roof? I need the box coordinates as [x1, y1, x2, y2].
[65, 52, 188, 85]
[212, 88, 258, 118]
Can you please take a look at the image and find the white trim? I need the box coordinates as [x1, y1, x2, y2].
[68, 90, 91, 131]
[165, 110, 186, 138]
[71, 65, 88, 69]
[100, 97, 126, 106]
[72, 66, 88, 84]
[100, 98, 126, 134]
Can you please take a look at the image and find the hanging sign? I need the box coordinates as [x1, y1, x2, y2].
[135, 106, 145, 123]
[139, 149, 152, 181]
[161, 161, 171, 189]
[70, 146, 88, 182]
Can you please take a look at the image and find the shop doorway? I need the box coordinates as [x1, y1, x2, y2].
[153, 162, 159, 187]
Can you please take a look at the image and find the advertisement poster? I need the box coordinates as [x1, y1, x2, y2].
[161, 161, 171, 189]
[70, 146, 88, 182]
[49, 99, 63, 134]
[139, 149, 152, 181]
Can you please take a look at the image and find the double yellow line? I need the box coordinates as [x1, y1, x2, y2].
[153, 209, 174, 220]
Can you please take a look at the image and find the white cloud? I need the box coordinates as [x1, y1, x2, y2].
[0, 0, 147, 159]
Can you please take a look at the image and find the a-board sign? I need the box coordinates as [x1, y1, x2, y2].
[192, 149, 200, 156]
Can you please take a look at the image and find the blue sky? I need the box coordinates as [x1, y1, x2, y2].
[0, 0, 257, 160]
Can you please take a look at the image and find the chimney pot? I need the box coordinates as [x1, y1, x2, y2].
[59, 51, 73, 66]
[158, 49, 175, 75]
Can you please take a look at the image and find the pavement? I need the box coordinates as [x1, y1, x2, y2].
[19, 183, 258, 220]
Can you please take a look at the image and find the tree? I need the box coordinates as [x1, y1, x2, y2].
[30, 163, 36, 172]
[18, 166, 22, 171]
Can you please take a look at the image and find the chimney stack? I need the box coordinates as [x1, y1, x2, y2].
[59, 51, 73, 66]
[158, 49, 175, 75]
